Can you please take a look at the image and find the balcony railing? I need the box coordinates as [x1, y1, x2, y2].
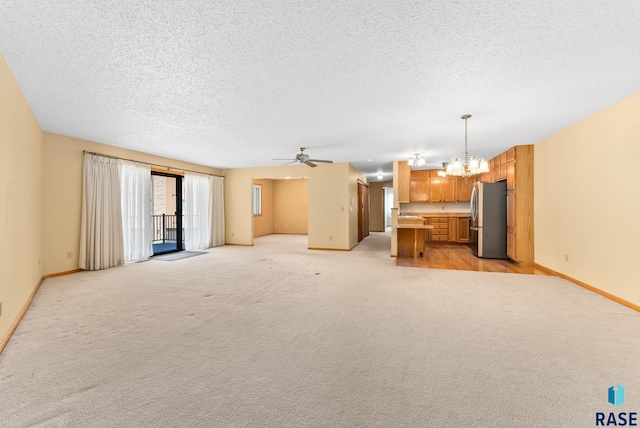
[152, 214, 184, 243]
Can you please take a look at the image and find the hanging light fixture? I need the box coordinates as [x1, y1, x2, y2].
[445, 114, 489, 180]
[437, 162, 448, 177]
[408, 153, 426, 167]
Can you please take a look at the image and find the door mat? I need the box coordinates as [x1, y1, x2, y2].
[152, 251, 207, 261]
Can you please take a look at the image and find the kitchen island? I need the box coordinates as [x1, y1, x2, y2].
[396, 216, 434, 258]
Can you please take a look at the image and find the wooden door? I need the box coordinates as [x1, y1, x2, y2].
[357, 182, 369, 242]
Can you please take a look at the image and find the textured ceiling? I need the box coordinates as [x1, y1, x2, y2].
[2, 1, 640, 181]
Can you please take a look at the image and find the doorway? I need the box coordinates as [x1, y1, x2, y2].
[384, 187, 394, 229]
[151, 171, 184, 254]
[357, 180, 370, 242]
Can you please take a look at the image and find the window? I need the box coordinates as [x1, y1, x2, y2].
[253, 184, 262, 216]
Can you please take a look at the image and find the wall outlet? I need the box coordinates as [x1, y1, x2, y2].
[67, 251, 73, 259]
[231, 232, 234, 237]
[565, 254, 569, 262]
[329, 236, 332, 241]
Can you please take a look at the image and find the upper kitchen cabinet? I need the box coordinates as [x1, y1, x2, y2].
[455, 177, 475, 202]
[409, 170, 430, 202]
[429, 171, 455, 202]
[397, 161, 411, 203]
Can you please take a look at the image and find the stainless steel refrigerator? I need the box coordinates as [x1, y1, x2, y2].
[470, 181, 508, 259]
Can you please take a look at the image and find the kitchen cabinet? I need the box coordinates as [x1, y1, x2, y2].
[483, 145, 533, 264]
[494, 145, 533, 265]
[455, 177, 474, 202]
[429, 173, 456, 202]
[397, 161, 410, 203]
[409, 170, 430, 202]
[506, 192, 516, 260]
[448, 218, 458, 242]
[457, 217, 470, 243]
[427, 217, 449, 242]
[422, 215, 470, 244]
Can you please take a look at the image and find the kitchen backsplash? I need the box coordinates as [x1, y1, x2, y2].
[400, 202, 470, 213]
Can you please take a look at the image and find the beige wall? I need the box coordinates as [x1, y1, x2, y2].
[253, 179, 274, 237]
[535, 92, 640, 306]
[43, 133, 222, 275]
[0, 52, 44, 342]
[273, 179, 308, 234]
[225, 162, 364, 250]
[369, 180, 393, 232]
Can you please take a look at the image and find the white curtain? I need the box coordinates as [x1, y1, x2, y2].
[119, 160, 152, 263]
[184, 172, 212, 250]
[210, 176, 225, 247]
[79, 153, 125, 270]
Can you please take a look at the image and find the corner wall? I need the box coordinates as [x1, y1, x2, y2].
[0, 52, 44, 343]
[534, 92, 640, 306]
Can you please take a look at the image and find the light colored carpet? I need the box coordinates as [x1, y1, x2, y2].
[1, 232, 639, 427]
[151, 251, 207, 261]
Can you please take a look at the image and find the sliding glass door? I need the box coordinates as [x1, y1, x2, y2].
[151, 172, 184, 255]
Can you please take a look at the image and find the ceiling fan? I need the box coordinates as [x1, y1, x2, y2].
[273, 147, 333, 168]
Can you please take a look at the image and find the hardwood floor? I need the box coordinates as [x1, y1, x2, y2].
[396, 244, 550, 275]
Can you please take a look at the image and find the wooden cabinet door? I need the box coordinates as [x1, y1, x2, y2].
[442, 178, 456, 202]
[506, 191, 516, 229]
[397, 161, 411, 202]
[429, 178, 442, 202]
[448, 218, 458, 242]
[409, 171, 429, 202]
[456, 177, 474, 202]
[506, 191, 516, 260]
[458, 217, 470, 243]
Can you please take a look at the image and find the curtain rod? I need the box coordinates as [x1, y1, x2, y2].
[82, 150, 225, 178]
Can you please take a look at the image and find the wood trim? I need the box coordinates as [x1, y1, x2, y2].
[535, 263, 640, 313]
[42, 269, 83, 280]
[224, 243, 254, 247]
[0, 277, 45, 356]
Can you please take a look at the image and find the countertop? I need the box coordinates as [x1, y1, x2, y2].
[402, 212, 471, 218]
[397, 224, 434, 229]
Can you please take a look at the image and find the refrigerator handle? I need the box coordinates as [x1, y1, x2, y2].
[470, 226, 480, 231]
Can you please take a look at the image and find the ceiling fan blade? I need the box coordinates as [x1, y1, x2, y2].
[281, 160, 299, 165]
[304, 161, 317, 167]
[273, 158, 297, 161]
[307, 159, 333, 164]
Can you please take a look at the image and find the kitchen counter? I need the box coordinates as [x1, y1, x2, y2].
[408, 212, 470, 218]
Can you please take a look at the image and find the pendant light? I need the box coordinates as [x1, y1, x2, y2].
[445, 114, 489, 180]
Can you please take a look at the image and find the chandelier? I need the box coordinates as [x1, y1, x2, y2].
[408, 153, 425, 167]
[445, 114, 489, 180]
